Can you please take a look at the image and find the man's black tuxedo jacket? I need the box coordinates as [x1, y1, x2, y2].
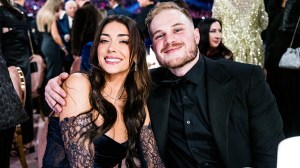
[148, 57, 284, 168]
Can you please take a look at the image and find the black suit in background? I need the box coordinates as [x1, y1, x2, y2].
[71, 1, 101, 56]
[148, 56, 284, 168]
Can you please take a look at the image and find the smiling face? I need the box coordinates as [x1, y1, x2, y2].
[97, 21, 131, 79]
[149, 9, 200, 73]
[209, 21, 222, 49]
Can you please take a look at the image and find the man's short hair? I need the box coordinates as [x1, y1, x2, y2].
[145, 2, 193, 34]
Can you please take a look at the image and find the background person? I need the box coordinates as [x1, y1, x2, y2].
[265, 0, 300, 138]
[0, 0, 35, 152]
[107, 0, 132, 17]
[57, 0, 77, 72]
[197, 18, 233, 60]
[36, 0, 64, 115]
[212, 0, 268, 67]
[0, 53, 28, 168]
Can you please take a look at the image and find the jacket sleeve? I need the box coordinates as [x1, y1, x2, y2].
[248, 66, 285, 168]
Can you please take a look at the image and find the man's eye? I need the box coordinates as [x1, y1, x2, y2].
[174, 28, 183, 33]
[154, 34, 164, 40]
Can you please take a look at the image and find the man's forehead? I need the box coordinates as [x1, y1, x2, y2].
[150, 9, 190, 30]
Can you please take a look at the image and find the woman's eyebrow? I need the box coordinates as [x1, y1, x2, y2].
[100, 34, 129, 37]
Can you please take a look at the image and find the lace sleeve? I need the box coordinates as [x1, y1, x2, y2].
[140, 124, 165, 168]
[60, 113, 94, 168]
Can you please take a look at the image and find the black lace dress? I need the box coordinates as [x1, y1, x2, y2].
[43, 113, 127, 168]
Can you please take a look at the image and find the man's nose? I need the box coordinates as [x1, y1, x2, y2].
[163, 33, 175, 46]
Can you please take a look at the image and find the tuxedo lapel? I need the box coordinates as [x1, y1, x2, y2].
[148, 85, 171, 161]
[205, 58, 236, 166]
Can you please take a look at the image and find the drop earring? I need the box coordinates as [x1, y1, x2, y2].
[134, 62, 137, 71]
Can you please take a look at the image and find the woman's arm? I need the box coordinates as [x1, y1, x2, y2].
[51, 20, 68, 56]
[59, 73, 94, 168]
[139, 106, 165, 168]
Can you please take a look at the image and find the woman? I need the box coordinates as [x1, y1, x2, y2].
[0, 0, 35, 153]
[36, 0, 63, 115]
[42, 15, 164, 168]
[212, 0, 268, 67]
[197, 18, 233, 60]
[0, 56, 28, 167]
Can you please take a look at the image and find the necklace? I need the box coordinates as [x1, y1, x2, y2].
[102, 83, 125, 100]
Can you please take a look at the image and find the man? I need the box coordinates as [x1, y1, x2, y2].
[107, 0, 132, 17]
[57, 0, 77, 72]
[45, 2, 284, 167]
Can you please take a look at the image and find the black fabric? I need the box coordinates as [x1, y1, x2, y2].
[43, 115, 127, 167]
[93, 134, 127, 168]
[266, 0, 300, 138]
[41, 32, 62, 116]
[0, 55, 28, 130]
[43, 117, 70, 168]
[0, 9, 28, 131]
[164, 57, 222, 167]
[134, 4, 155, 40]
[0, 5, 34, 144]
[0, 127, 16, 168]
[71, 2, 101, 56]
[279, 0, 300, 34]
[148, 57, 284, 167]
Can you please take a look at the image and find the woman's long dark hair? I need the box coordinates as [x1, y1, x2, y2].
[197, 18, 233, 59]
[85, 15, 151, 167]
[0, 0, 23, 18]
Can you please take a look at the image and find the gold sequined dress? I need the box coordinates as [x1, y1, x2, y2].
[212, 0, 268, 67]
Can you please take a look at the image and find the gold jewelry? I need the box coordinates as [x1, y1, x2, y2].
[102, 83, 125, 100]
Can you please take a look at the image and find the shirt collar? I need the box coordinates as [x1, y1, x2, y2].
[183, 55, 205, 85]
[162, 55, 205, 86]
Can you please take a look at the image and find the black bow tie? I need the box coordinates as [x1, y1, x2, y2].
[160, 77, 190, 88]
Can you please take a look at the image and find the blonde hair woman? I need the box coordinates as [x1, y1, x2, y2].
[36, 0, 64, 115]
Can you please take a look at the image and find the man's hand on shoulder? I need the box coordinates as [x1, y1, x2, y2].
[44, 72, 69, 112]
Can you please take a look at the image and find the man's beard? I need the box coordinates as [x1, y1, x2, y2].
[157, 42, 198, 69]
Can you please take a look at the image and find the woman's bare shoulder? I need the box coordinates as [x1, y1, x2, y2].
[60, 73, 92, 119]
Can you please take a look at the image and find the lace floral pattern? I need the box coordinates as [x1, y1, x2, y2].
[140, 124, 165, 168]
[60, 113, 94, 167]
